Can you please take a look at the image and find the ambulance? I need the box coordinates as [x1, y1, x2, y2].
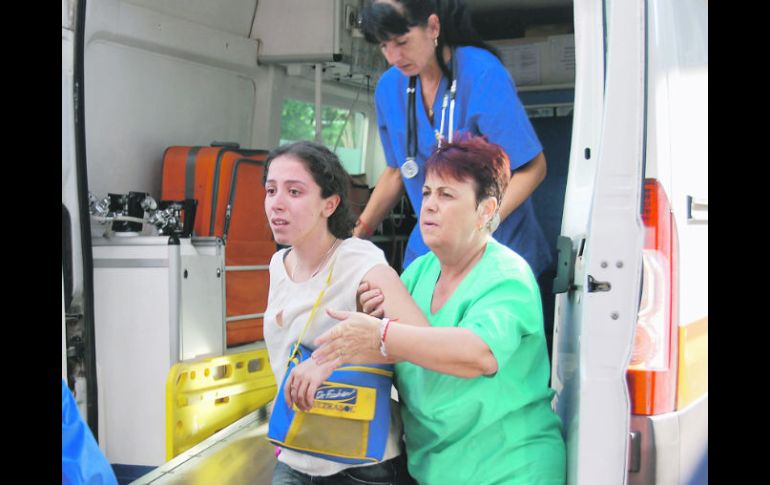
[61, 0, 707, 483]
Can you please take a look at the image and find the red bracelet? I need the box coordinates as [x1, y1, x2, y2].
[379, 317, 392, 356]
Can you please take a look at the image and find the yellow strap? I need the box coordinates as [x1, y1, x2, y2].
[287, 254, 337, 364]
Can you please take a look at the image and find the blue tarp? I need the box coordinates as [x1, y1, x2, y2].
[62, 379, 118, 485]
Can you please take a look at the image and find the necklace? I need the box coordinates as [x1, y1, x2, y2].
[423, 79, 438, 119]
[291, 238, 339, 281]
[406, 50, 457, 170]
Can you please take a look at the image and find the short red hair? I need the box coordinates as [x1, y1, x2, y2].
[424, 133, 511, 205]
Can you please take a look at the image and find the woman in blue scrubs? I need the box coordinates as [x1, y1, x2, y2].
[353, 0, 552, 277]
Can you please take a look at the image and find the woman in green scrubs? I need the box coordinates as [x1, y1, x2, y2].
[312, 135, 566, 485]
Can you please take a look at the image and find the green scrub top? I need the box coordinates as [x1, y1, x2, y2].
[395, 240, 566, 485]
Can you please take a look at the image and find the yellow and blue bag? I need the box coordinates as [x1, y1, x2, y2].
[267, 343, 394, 464]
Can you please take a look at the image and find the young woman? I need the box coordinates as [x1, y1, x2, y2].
[262, 141, 425, 485]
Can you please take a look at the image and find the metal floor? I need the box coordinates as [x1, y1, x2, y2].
[130, 407, 276, 485]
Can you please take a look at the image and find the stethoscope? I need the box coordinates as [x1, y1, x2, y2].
[402, 51, 457, 180]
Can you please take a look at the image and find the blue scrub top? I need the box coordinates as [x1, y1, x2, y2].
[375, 46, 553, 277]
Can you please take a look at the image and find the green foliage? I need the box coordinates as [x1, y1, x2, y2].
[280, 98, 365, 173]
[280, 99, 357, 148]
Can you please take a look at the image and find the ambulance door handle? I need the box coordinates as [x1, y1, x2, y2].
[687, 195, 708, 224]
[587, 275, 611, 293]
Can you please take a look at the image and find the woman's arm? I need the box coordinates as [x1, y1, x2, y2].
[322, 263, 429, 366]
[361, 264, 428, 326]
[352, 167, 404, 237]
[284, 262, 430, 407]
[284, 356, 342, 412]
[498, 151, 547, 220]
[315, 310, 498, 379]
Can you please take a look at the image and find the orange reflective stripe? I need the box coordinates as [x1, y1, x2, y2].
[677, 317, 708, 409]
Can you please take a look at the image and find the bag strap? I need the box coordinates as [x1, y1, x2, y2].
[287, 252, 338, 364]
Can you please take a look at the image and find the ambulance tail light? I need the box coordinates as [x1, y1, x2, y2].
[627, 179, 679, 415]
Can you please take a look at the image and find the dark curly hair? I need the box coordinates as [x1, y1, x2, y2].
[263, 141, 356, 239]
[424, 133, 510, 206]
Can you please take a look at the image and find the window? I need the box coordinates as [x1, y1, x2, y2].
[280, 98, 367, 174]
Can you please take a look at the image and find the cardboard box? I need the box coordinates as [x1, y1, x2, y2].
[490, 37, 546, 86]
[490, 34, 575, 87]
[543, 34, 576, 85]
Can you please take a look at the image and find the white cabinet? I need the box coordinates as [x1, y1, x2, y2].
[92, 235, 225, 466]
